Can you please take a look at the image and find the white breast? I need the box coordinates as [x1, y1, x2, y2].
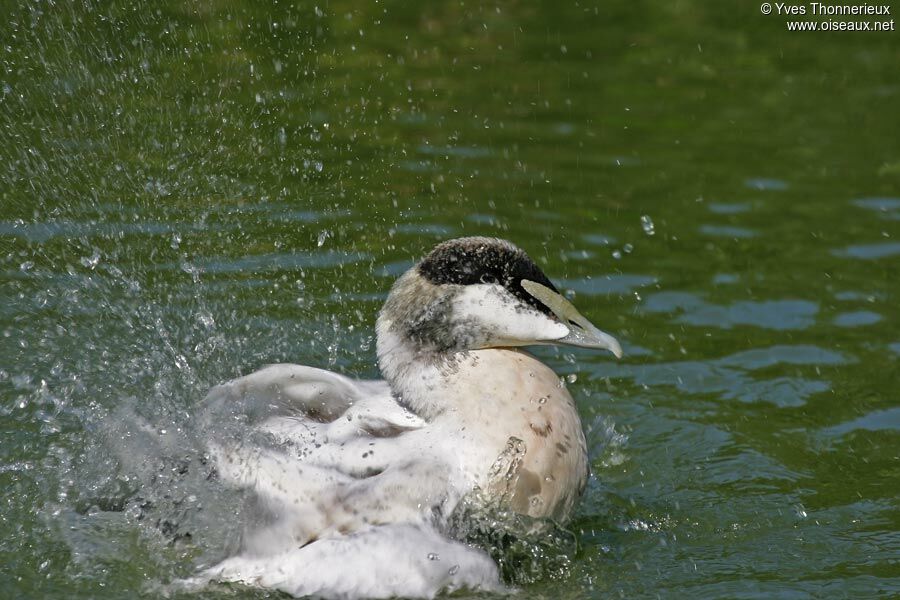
[426, 348, 589, 521]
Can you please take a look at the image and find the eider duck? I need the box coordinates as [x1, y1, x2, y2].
[190, 237, 622, 599]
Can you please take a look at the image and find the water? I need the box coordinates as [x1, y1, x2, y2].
[2, 1, 899, 597]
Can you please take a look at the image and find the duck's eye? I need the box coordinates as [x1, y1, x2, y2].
[480, 273, 499, 284]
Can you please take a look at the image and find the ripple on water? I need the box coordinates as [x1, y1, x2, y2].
[822, 407, 900, 437]
[466, 213, 500, 226]
[181, 250, 371, 274]
[643, 291, 818, 330]
[0, 206, 346, 244]
[833, 311, 883, 327]
[716, 345, 849, 369]
[377, 259, 416, 278]
[832, 242, 900, 260]
[398, 159, 439, 173]
[721, 377, 829, 407]
[707, 202, 752, 215]
[833, 291, 881, 301]
[596, 361, 825, 407]
[744, 177, 789, 191]
[0, 220, 182, 242]
[563, 249, 596, 261]
[701, 445, 803, 489]
[853, 197, 900, 220]
[712, 274, 739, 285]
[390, 223, 457, 237]
[581, 233, 617, 247]
[589, 344, 850, 408]
[698, 225, 758, 239]
[221, 203, 349, 223]
[558, 274, 656, 296]
[416, 144, 492, 159]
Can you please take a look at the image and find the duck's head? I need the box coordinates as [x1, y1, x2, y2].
[376, 237, 622, 365]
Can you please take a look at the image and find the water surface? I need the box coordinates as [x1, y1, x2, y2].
[2, 1, 899, 598]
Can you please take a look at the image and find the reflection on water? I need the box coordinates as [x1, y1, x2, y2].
[642, 292, 819, 330]
[189, 249, 372, 274]
[744, 177, 789, 191]
[822, 407, 900, 437]
[582, 234, 617, 247]
[833, 310, 883, 327]
[559, 275, 656, 296]
[712, 273, 739, 285]
[854, 197, 900, 220]
[698, 224, 757, 238]
[707, 202, 752, 215]
[833, 242, 900, 260]
[590, 344, 848, 408]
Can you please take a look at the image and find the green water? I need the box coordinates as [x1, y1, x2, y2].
[2, 0, 899, 597]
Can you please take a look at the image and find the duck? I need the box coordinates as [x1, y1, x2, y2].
[188, 236, 622, 599]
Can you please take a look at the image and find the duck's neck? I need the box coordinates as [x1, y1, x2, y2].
[375, 327, 463, 420]
[376, 327, 564, 427]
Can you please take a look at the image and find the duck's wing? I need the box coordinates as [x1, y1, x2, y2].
[209, 439, 466, 549]
[199, 363, 399, 427]
[191, 366, 502, 597]
[199, 364, 454, 542]
[199, 363, 428, 477]
[185, 524, 504, 599]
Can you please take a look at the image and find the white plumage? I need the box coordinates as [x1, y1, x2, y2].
[186, 237, 621, 598]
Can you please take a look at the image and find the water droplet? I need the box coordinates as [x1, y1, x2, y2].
[448, 565, 459, 575]
[612, 249, 622, 260]
[640, 215, 655, 236]
[566, 373, 577, 384]
[79, 249, 101, 269]
[623, 243, 634, 254]
[170, 233, 181, 249]
[427, 552, 440, 561]
[197, 311, 216, 329]
[317, 230, 331, 247]
[180, 262, 201, 283]
[20, 261, 34, 272]
[538, 396, 548, 404]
